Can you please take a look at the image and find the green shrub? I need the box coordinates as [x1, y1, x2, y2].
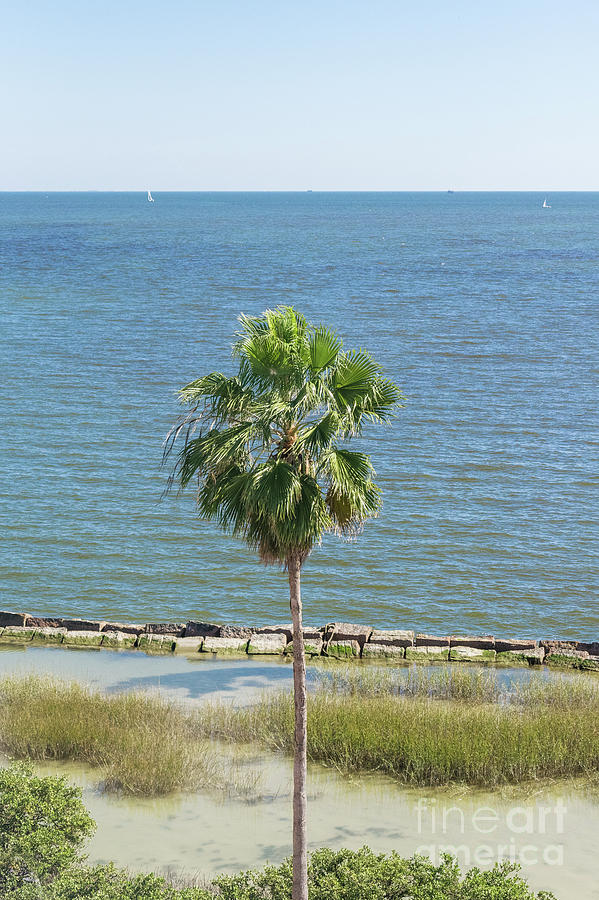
[33, 864, 211, 899]
[2, 853, 557, 900]
[0, 764, 94, 890]
[211, 848, 556, 900]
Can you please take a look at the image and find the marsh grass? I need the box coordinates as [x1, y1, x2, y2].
[0, 676, 260, 798]
[2, 669, 599, 792]
[315, 663, 505, 702]
[315, 663, 599, 706]
[197, 668, 599, 787]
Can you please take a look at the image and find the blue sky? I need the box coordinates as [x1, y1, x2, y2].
[2, 0, 598, 190]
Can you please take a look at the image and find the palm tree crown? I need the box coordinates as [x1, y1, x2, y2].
[164, 306, 404, 566]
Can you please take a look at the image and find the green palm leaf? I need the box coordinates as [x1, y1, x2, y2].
[296, 412, 340, 454]
[252, 460, 303, 520]
[331, 351, 382, 408]
[308, 327, 342, 373]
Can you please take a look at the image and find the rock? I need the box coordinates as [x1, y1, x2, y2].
[450, 635, 495, 650]
[0, 611, 28, 628]
[145, 623, 185, 636]
[172, 636, 203, 654]
[575, 641, 599, 656]
[247, 634, 287, 655]
[101, 631, 138, 649]
[449, 646, 496, 662]
[362, 643, 405, 659]
[62, 630, 104, 647]
[495, 638, 538, 653]
[59, 618, 105, 632]
[26, 616, 63, 629]
[541, 639, 577, 654]
[405, 645, 449, 661]
[540, 639, 598, 658]
[368, 629, 414, 648]
[137, 634, 174, 653]
[290, 625, 321, 641]
[415, 633, 450, 648]
[184, 621, 221, 638]
[219, 624, 254, 638]
[0, 626, 36, 642]
[580, 655, 599, 671]
[102, 622, 143, 636]
[290, 627, 323, 641]
[323, 639, 360, 659]
[284, 638, 323, 657]
[32, 627, 67, 644]
[202, 636, 249, 654]
[545, 650, 589, 669]
[253, 624, 294, 642]
[496, 648, 545, 666]
[321, 623, 373, 647]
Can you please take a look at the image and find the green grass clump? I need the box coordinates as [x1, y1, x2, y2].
[198, 674, 599, 787]
[0, 677, 246, 798]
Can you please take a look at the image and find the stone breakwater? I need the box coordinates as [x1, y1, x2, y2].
[0, 611, 598, 672]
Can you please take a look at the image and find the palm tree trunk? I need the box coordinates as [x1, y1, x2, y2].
[288, 552, 308, 900]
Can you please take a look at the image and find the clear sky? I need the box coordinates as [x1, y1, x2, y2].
[2, 0, 598, 190]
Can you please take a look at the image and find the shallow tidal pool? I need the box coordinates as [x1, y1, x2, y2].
[1, 645, 597, 899]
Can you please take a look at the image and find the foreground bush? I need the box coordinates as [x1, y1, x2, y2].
[4, 864, 205, 899]
[0, 767, 557, 900]
[0, 765, 94, 891]
[2, 854, 559, 900]
[2, 851, 558, 900]
[210, 849, 557, 900]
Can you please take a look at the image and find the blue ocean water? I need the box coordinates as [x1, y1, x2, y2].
[1, 192, 597, 638]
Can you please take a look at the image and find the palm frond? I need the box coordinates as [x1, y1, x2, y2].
[326, 481, 381, 534]
[252, 460, 303, 519]
[266, 306, 307, 346]
[358, 378, 406, 421]
[233, 313, 271, 351]
[330, 351, 382, 409]
[322, 447, 381, 534]
[175, 423, 256, 487]
[296, 412, 340, 454]
[178, 372, 229, 403]
[322, 447, 374, 496]
[308, 327, 342, 373]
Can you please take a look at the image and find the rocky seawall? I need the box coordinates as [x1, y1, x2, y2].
[0, 611, 598, 672]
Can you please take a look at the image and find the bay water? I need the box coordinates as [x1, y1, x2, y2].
[1, 192, 597, 638]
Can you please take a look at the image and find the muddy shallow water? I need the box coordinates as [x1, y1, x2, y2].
[1, 645, 597, 898]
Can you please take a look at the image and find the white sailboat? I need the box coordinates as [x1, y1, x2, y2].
[542, 197, 551, 208]
[147, 190, 154, 202]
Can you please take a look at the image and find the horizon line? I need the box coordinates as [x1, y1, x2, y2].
[1, 189, 598, 194]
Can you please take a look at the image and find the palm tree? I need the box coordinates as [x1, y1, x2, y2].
[164, 306, 403, 900]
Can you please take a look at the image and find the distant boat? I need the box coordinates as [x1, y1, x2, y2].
[447, 189, 454, 194]
[147, 190, 154, 202]
[542, 197, 551, 208]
